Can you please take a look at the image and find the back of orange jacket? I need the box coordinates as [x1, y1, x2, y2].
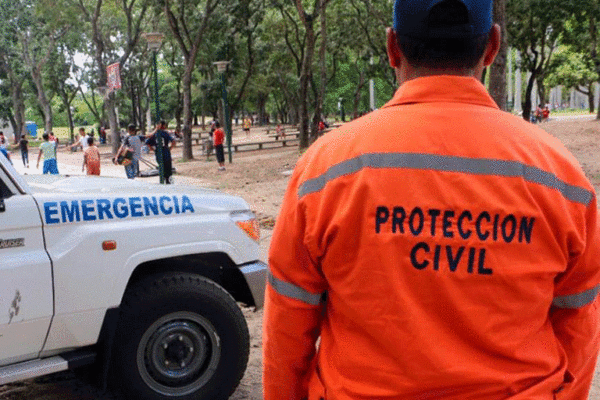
[263, 76, 600, 400]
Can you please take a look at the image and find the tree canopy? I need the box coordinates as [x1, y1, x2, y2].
[0, 0, 596, 151]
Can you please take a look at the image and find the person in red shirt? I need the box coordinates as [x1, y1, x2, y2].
[263, 0, 600, 399]
[213, 121, 225, 171]
[542, 105, 551, 121]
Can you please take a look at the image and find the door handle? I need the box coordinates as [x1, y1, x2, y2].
[0, 199, 5, 212]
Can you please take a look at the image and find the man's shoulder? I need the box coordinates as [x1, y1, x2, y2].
[295, 114, 381, 180]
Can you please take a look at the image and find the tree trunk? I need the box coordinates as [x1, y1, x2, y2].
[31, 68, 53, 134]
[587, 84, 595, 114]
[314, 0, 328, 140]
[257, 94, 268, 125]
[106, 95, 120, 152]
[536, 78, 546, 107]
[8, 113, 19, 142]
[130, 83, 137, 126]
[11, 81, 26, 140]
[489, 0, 507, 110]
[298, 20, 316, 149]
[597, 84, 600, 119]
[181, 67, 194, 160]
[63, 94, 75, 142]
[353, 70, 366, 119]
[522, 72, 536, 122]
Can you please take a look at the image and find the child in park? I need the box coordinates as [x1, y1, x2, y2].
[82, 137, 100, 175]
[36, 133, 59, 174]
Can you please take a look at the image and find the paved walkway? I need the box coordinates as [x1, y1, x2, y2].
[14, 147, 211, 188]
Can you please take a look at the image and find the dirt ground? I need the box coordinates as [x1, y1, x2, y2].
[2, 117, 600, 399]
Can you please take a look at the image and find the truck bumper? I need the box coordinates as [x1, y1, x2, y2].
[240, 261, 267, 309]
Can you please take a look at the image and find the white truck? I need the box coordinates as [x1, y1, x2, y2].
[0, 154, 266, 400]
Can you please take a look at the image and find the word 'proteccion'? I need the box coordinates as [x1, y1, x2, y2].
[44, 195, 195, 225]
[375, 206, 536, 275]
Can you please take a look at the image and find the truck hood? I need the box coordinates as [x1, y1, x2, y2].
[24, 174, 217, 196]
[24, 174, 250, 216]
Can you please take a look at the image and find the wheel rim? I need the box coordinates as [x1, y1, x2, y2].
[136, 311, 221, 396]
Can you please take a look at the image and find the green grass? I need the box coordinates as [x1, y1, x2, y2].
[548, 109, 594, 116]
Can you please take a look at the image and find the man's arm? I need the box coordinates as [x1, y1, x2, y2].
[114, 142, 125, 164]
[36, 148, 42, 168]
[263, 160, 327, 400]
[550, 298, 600, 399]
[550, 199, 600, 399]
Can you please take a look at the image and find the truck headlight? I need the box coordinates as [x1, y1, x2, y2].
[230, 211, 260, 242]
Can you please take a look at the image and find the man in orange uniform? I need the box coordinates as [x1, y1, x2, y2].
[263, 0, 600, 399]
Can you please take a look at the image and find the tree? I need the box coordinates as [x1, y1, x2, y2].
[564, 1, 600, 118]
[507, 0, 568, 121]
[489, 0, 508, 110]
[19, 9, 67, 135]
[0, 0, 33, 140]
[162, 0, 220, 160]
[47, 34, 86, 141]
[74, 0, 150, 153]
[294, 0, 331, 149]
[345, 0, 395, 92]
[545, 45, 598, 113]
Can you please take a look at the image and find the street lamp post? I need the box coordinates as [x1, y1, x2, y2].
[213, 61, 232, 164]
[144, 32, 165, 184]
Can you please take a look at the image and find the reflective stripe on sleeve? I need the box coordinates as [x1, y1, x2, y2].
[268, 271, 323, 306]
[297, 153, 594, 206]
[552, 285, 600, 309]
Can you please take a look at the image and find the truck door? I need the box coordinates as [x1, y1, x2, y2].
[0, 164, 53, 366]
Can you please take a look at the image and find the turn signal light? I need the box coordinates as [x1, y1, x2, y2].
[102, 240, 117, 251]
[235, 219, 260, 242]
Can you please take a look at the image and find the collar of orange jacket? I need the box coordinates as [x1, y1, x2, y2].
[383, 75, 500, 110]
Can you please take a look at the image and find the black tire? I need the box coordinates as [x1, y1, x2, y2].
[110, 273, 249, 400]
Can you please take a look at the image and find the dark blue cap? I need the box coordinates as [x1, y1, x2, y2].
[394, 0, 493, 39]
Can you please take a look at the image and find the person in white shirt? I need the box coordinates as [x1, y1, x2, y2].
[70, 127, 89, 152]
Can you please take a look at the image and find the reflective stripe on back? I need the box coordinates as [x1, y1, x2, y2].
[552, 285, 600, 309]
[268, 271, 323, 306]
[297, 153, 594, 206]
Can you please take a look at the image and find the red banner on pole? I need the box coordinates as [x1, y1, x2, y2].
[107, 63, 121, 91]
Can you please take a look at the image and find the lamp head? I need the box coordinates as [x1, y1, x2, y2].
[144, 33, 164, 51]
[213, 61, 230, 73]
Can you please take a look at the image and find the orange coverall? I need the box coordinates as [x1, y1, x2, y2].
[263, 76, 600, 400]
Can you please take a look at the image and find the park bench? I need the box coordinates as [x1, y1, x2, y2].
[214, 137, 301, 153]
[232, 137, 300, 152]
[190, 131, 211, 145]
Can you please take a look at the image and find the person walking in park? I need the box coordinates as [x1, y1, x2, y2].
[263, 0, 600, 399]
[115, 124, 142, 179]
[19, 135, 29, 168]
[36, 133, 59, 174]
[48, 131, 60, 162]
[70, 127, 89, 152]
[213, 121, 226, 171]
[243, 116, 251, 136]
[82, 137, 100, 176]
[0, 131, 10, 163]
[146, 120, 175, 184]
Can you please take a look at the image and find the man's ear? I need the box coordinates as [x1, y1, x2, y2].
[483, 24, 501, 67]
[387, 28, 402, 69]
